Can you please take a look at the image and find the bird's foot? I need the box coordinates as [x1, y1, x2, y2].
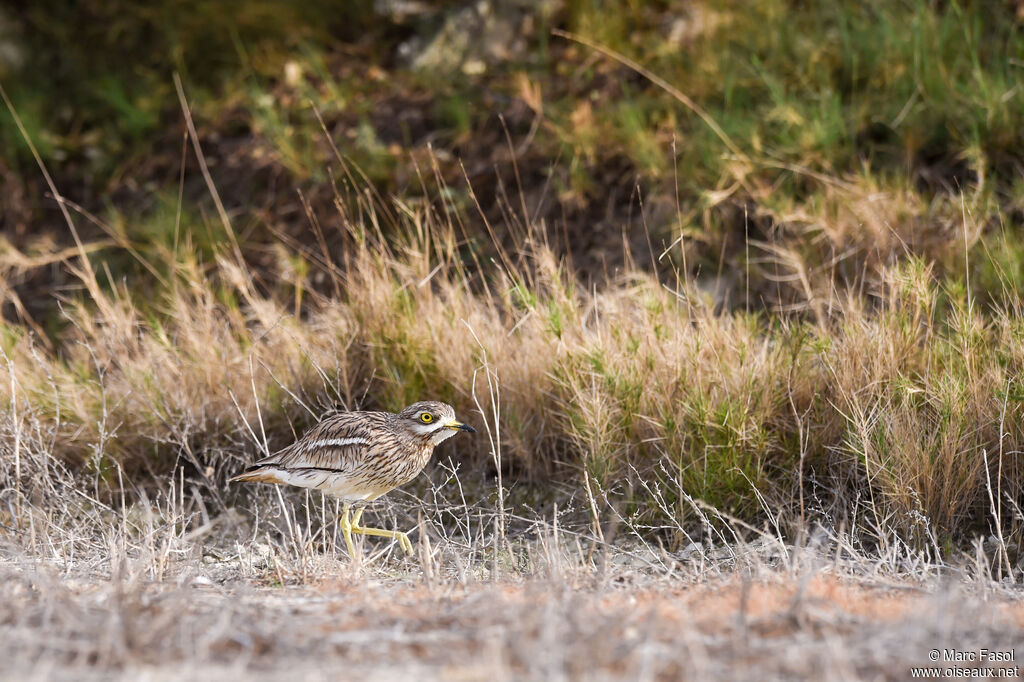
[340, 506, 413, 555]
[351, 522, 414, 555]
[348, 507, 413, 555]
[339, 504, 358, 559]
[397, 531, 413, 555]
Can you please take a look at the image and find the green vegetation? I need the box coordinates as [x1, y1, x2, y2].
[2, 1, 1024, 569]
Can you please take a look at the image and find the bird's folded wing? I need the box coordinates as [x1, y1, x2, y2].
[249, 412, 381, 473]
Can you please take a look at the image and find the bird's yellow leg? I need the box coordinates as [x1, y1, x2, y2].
[349, 507, 413, 555]
[338, 503, 358, 558]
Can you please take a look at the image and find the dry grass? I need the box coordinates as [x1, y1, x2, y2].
[5, 569, 1022, 681]
[2, 173, 1024, 551]
[2, 486, 1022, 682]
[3, 175, 1024, 678]
[3, 178, 1024, 675]
[3, 179, 1024, 551]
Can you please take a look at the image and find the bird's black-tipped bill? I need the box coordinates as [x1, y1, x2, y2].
[448, 421, 477, 433]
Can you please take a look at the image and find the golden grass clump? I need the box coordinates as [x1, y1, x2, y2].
[1, 190, 1023, 553]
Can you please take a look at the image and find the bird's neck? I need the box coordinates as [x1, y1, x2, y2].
[429, 428, 458, 447]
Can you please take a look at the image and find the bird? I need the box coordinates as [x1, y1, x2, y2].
[229, 401, 476, 557]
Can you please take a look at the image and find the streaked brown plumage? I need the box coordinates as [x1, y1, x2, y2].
[230, 401, 475, 556]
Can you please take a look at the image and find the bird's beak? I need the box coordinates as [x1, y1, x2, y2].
[446, 420, 477, 433]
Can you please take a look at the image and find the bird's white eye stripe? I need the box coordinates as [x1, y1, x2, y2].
[306, 438, 369, 449]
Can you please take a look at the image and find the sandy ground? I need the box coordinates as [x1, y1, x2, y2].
[3, 561, 1022, 682]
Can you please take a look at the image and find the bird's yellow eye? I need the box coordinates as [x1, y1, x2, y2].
[420, 413, 433, 423]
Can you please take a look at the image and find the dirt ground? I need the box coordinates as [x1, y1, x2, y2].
[3, 560, 1022, 682]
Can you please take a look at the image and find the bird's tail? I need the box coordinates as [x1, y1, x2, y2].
[229, 464, 286, 485]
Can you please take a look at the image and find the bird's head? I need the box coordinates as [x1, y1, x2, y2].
[398, 401, 477, 445]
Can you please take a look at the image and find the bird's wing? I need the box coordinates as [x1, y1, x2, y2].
[248, 411, 386, 474]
